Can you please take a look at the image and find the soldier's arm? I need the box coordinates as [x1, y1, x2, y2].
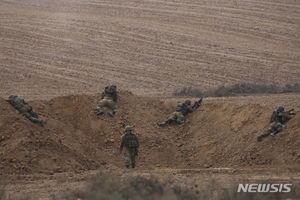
[113, 92, 118, 102]
[135, 135, 139, 148]
[112, 91, 118, 102]
[119, 135, 125, 152]
[192, 98, 203, 109]
[101, 92, 105, 99]
[281, 112, 293, 119]
[192, 102, 200, 110]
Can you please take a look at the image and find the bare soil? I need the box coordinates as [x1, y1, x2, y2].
[1, 0, 300, 199]
[0, 0, 299, 99]
[0, 92, 300, 199]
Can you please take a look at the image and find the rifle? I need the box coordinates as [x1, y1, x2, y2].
[287, 109, 296, 115]
[192, 97, 203, 109]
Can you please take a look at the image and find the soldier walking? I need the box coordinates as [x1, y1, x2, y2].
[119, 126, 139, 168]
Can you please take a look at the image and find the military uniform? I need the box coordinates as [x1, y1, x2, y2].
[8, 95, 44, 127]
[257, 106, 295, 141]
[158, 100, 194, 126]
[120, 126, 139, 168]
[97, 85, 117, 117]
[169, 111, 185, 123]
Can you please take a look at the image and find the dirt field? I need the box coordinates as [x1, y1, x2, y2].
[1, 0, 300, 99]
[1, 0, 300, 199]
[0, 92, 300, 199]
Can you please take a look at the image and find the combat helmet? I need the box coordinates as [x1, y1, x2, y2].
[277, 106, 284, 112]
[184, 99, 191, 105]
[108, 85, 117, 93]
[125, 125, 133, 132]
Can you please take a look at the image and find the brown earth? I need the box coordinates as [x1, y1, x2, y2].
[0, 0, 300, 100]
[1, 92, 300, 199]
[1, 92, 299, 177]
[1, 0, 300, 198]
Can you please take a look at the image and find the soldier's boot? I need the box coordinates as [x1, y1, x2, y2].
[31, 118, 44, 127]
[158, 121, 167, 127]
[125, 157, 130, 168]
[257, 135, 263, 142]
[97, 109, 104, 116]
[132, 162, 135, 168]
[108, 110, 116, 117]
[39, 120, 45, 127]
[257, 131, 272, 142]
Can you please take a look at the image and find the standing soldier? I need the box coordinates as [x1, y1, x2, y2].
[97, 85, 117, 117]
[119, 126, 139, 168]
[257, 106, 296, 142]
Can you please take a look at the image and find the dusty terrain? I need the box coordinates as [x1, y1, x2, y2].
[0, 92, 300, 199]
[1, 0, 300, 99]
[1, 0, 300, 199]
[1, 92, 300, 175]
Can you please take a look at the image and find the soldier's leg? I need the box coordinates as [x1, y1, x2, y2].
[175, 112, 185, 124]
[97, 99, 108, 115]
[257, 131, 270, 142]
[32, 118, 44, 127]
[130, 149, 136, 168]
[24, 113, 44, 127]
[158, 113, 176, 127]
[29, 110, 38, 118]
[124, 149, 130, 168]
[271, 122, 286, 136]
[257, 122, 279, 141]
[107, 100, 116, 117]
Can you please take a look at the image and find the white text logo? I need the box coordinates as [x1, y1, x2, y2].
[237, 184, 292, 193]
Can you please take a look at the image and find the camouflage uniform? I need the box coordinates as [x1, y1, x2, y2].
[158, 100, 194, 126]
[8, 95, 44, 127]
[97, 85, 117, 117]
[257, 106, 295, 142]
[169, 111, 185, 123]
[120, 126, 139, 168]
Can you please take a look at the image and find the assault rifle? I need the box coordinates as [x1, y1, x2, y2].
[192, 97, 203, 109]
[287, 109, 296, 115]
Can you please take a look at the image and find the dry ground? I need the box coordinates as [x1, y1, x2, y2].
[2, 168, 300, 200]
[1, 0, 300, 199]
[0, 92, 300, 199]
[1, 0, 300, 99]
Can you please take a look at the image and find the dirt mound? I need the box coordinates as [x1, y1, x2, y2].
[0, 92, 183, 175]
[0, 92, 299, 175]
[0, 98, 99, 175]
[181, 103, 300, 168]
